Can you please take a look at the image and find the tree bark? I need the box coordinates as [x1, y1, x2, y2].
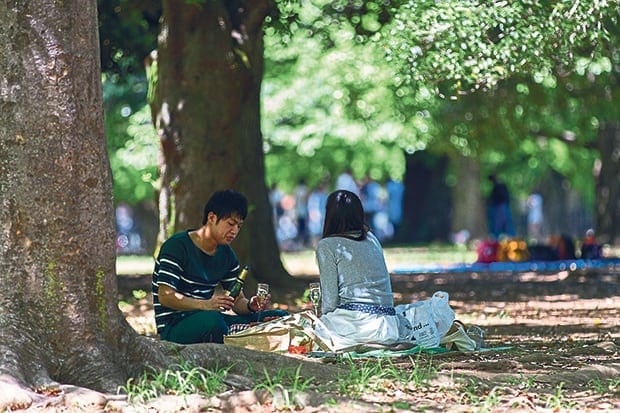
[0, 0, 167, 397]
[149, 0, 295, 289]
[0, 1, 324, 409]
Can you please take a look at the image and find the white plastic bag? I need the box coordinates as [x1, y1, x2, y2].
[395, 291, 456, 348]
[429, 291, 455, 337]
[411, 301, 440, 348]
[396, 300, 439, 348]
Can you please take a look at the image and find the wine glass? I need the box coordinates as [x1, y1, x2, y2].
[256, 283, 269, 320]
[308, 282, 321, 316]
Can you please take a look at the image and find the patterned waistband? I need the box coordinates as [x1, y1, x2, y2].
[338, 303, 396, 316]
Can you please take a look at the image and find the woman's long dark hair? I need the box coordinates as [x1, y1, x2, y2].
[321, 190, 368, 241]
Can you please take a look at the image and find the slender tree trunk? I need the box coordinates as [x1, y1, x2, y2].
[149, 0, 294, 288]
[451, 154, 486, 240]
[595, 121, 620, 244]
[399, 151, 451, 243]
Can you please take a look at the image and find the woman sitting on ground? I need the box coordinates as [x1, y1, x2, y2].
[312, 190, 411, 351]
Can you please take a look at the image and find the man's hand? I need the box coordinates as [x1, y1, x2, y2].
[247, 295, 260, 312]
[249, 293, 271, 311]
[158, 285, 235, 312]
[211, 294, 235, 311]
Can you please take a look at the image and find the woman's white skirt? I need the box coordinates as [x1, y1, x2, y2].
[313, 308, 410, 352]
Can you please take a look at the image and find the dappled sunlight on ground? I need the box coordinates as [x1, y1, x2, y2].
[115, 248, 619, 412]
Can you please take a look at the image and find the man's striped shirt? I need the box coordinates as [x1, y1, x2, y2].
[152, 230, 240, 334]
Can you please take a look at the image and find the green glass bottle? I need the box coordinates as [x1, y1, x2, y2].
[225, 265, 249, 298]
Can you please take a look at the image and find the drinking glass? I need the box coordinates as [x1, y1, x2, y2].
[308, 282, 321, 316]
[256, 283, 269, 320]
[256, 283, 269, 309]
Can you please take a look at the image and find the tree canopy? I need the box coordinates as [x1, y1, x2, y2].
[100, 1, 620, 242]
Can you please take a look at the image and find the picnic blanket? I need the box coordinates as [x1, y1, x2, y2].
[224, 309, 510, 358]
[307, 344, 513, 359]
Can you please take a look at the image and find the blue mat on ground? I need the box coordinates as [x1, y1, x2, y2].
[392, 258, 620, 275]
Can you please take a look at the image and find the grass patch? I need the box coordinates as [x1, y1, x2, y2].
[336, 355, 437, 398]
[254, 364, 315, 410]
[588, 377, 620, 395]
[117, 245, 476, 276]
[281, 244, 477, 275]
[119, 361, 230, 404]
[383, 244, 476, 263]
[116, 255, 155, 275]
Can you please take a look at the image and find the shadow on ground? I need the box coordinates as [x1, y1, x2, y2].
[117, 266, 619, 411]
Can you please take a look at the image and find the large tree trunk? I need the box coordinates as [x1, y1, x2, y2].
[0, 1, 327, 409]
[149, 0, 293, 288]
[0, 0, 165, 398]
[595, 121, 620, 244]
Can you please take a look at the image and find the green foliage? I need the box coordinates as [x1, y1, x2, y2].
[99, 2, 161, 207]
[98, 1, 620, 217]
[107, 104, 159, 204]
[261, 1, 618, 208]
[386, 1, 619, 96]
[263, 19, 416, 189]
[470, 74, 601, 205]
[103, 70, 158, 205]
[98, 0, 160, 77]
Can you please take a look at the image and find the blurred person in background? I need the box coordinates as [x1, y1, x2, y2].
[268, 182, 284, 229]
[307, 180, 329, 248]
[335, 168, 360, 196]
[360, 174, 383, 235]
[293, 179, 310, 247]
[526, 192, 543, 242]
[487, 174, 515, 239]
[386, 178, 404, 236]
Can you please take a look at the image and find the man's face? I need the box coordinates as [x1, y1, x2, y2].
[209, 212, 244, 245]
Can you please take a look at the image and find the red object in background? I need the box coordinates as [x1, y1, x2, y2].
[477, 240, 499, 263]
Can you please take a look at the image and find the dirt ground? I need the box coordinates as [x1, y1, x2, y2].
[117, 262, 620, 412]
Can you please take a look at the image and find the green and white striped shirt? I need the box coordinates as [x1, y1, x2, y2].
[152, 230, 240, 334]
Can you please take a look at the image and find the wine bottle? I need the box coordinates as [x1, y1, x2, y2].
[225, 265, 249, 298]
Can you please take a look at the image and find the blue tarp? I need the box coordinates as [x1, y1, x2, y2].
[392, 258, 620, 275]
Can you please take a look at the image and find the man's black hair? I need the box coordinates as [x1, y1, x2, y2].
[202, 189, 248, 225]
